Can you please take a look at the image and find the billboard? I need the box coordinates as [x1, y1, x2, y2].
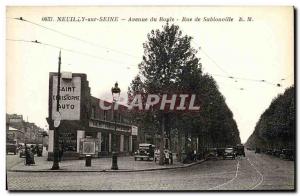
[51, 75, 81, 120]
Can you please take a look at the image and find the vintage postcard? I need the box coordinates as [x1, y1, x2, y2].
[6, 6, 295, 191]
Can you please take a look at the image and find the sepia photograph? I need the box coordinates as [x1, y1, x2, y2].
[5, 6, 295, 191]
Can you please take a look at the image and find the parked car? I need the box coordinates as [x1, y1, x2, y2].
[255, 148, 261, 153]
[216, 148, 225, 157]
[134, 143, 155, 161]
[6, 141, 18, 155]
[265, 148, 273, 155]
[206, 148, 218, 160]
[223, 148, 235, 159]
[272, 149, 282, 157]
[280, 149, 294, 161]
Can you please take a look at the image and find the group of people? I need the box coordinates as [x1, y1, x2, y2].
[25, 145, 36, 165]
[25, 143, 64, 166]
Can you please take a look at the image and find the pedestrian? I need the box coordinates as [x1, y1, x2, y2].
[193, 149, 197, 161]
[25, 145, 31, 165]
[164, 150, 169, 164]
[30, 145, 35, 165]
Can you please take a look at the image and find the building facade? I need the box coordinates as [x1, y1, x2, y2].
[6, 113, 46, 144]
[47, 72, 137, 160]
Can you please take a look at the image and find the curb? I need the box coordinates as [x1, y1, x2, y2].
[8, 159, 206, 173]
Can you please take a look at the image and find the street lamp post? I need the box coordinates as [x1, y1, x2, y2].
[111, 82, 121, 170]
[51, 50, 61, 170]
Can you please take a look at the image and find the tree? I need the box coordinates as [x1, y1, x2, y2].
[246, 86, 295, 149]
[128, 23, 241, 164]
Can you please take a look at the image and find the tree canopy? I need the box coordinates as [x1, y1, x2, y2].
[246, 86, 295, 149]
[128, 23, 241, 154]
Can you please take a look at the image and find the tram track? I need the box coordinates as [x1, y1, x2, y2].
[208, 154, 265, 190]
[208, 160, 240, 190]
[247, 156, 264, 190]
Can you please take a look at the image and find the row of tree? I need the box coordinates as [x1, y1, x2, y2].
[127, 23, 241, 164]
[246, 86, 295, 150]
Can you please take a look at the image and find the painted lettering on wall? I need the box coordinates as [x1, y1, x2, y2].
[52, 76, 81, 120]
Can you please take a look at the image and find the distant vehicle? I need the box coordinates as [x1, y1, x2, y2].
[216, 148, 225, 157]
[206, 148, 218, 160]
[235, 144, 245, 157]
[6, 141, 18, 155]
[223, 148, 235, 159]
[18, 143, 25, 150]
[272, 149, 282, 157]
[255, 148, 261, 153]
[134, 143, 155, 161]
[265, 149, 273, 155]
[280, 149, 294, 161]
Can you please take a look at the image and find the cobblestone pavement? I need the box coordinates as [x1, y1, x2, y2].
[7, 151, 294, 191]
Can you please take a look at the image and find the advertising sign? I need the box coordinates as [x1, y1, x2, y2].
[52, 76, 81, 120]
[81, 139, 96, 155]
[132, 126, 138, 136]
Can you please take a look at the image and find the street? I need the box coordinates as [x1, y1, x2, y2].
[6, 150, 294, 191]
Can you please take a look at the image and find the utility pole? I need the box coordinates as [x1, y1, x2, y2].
[51, 50, 61, 170]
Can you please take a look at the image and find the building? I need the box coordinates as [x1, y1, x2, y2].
[47, 72, 137, 160]
[6, 113, 46, 144]
[7, 126, 24, 144]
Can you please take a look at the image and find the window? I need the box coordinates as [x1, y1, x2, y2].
[103, 110, 107, 121]
[91, 106, 96, 119]
[119, 113, 122, 122]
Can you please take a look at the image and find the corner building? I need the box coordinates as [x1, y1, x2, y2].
[47, 72, 137, 160]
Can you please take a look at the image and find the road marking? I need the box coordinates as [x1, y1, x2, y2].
[209, 160, 240, 190]
[247, 157, 264, 190]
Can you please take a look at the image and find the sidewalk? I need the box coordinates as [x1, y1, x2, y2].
[9, 156, 205, 172]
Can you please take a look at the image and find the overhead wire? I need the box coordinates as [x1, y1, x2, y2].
[7, 16, 141, 59]
[7, 18, 291, 90]
[6, 38, 138, 70]
[183, 29, 285, 88]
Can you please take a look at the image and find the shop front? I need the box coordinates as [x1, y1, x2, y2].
[47, 72, 136, 160]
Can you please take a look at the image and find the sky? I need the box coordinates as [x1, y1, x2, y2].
[6, 6, 294, 143]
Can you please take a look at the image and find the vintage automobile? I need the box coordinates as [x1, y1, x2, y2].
[272, 149, 282, 157]
[280, 149, 294, 161]
[216, 148, 225, 158]
[223, 148, 236, 159]
[265, 148, 273, 155]
[235, 144, 245, 157]
[6, 141, 18, 155]
[134, 143, 155, 161]
[206, 148, 218, 160]
[255, 148, 261, 153]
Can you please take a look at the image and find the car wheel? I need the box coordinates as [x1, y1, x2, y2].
[134, 157, 137, 161]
